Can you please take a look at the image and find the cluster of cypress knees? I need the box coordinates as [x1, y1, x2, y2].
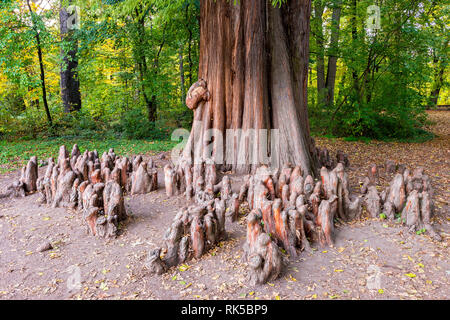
[1, 144, 158, 238]
[0, 146, 441, 285]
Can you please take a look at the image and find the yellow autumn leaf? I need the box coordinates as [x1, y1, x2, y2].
[405, 273, 416, 278]
[178, 264, 190, 272]
[334, 269, 344, 273]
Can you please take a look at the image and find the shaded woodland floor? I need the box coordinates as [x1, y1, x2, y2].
[0, 111, 448, 300]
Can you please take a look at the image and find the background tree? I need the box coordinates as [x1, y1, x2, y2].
[308, 0, 449, 139]
[60, 0, 82, 113]
[0, 0, 447, 142]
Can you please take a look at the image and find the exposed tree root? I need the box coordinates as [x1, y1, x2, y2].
[360, 164, 441, 241]
[145, 203, 227, 274]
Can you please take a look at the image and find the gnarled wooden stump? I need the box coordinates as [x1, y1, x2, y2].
[243, 210, 284, 285]
[20, 156, 38, 193]
[147, 201, 228, 274]
[52, 158, 76, 208]
[131, 162, 158, 195]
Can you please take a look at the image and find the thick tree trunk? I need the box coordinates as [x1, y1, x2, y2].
[60, 2, 81, 113]
[182, 0, 315, 176]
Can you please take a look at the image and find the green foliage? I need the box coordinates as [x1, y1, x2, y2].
[0, 0, 199, 139]
[308, 0, 449, 141]
[117, 108, 174, 140]
[0, 0, 448, 142]
[416, 228, 426, 235]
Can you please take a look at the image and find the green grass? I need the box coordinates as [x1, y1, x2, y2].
[0, 137, 177, 174]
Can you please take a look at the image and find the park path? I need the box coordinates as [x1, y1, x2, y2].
[0, 111, 448, 300]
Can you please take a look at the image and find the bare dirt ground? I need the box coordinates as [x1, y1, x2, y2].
[0, 111, 448, 300]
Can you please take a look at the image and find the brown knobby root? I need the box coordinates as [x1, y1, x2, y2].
[316, 195, 337, 247]
[164, 158, 242, 222]
[145, 248, 167, 275]
[1, 157, 39, 199]
[361, 165, 441, 241]
[385, 160, 396, 175]
[364, 186, 381, 218]
[0, 180, 26, 199]
[164, 164, 178, 197]
[336, 150, 350, 167]
[131, 162, 157, 195]
[52, 158, 76, 208]
[368, 164, 379, 185]
[146, 202, 227, 274]
[5, 144, 137, 237]
[243, 210, 284, 285]
[185, 79, 210, 110]
[20, 156, 38, 193]
[242, 163, 361, 257]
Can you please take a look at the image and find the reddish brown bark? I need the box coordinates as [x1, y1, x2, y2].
[183, 0, 316, 176]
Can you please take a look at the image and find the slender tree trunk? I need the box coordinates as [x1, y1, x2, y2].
[182, 0, 316, 176]
[179, 46, 186, 105]
[429, 65, 445, 107]
[60, 1, 81, 113]
[132, 7, 157, 122]
[26, 0, 52, 126]
[325, 0, 342, 106]
[428, 48, 447, 108]
[313, 0, 325, 105]
[351, 0, 359, 95]
[185, 3, 194, 87]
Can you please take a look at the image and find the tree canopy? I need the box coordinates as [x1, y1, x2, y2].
[0, 0, 448, 141]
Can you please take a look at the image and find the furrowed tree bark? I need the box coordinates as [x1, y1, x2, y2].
[60, 1, 81, 113]
[183, 0, 315, 176]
